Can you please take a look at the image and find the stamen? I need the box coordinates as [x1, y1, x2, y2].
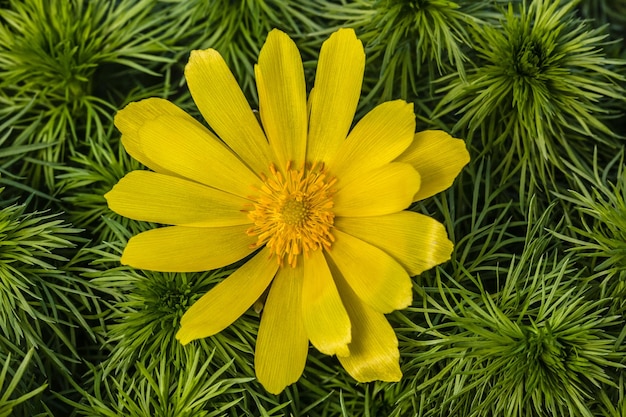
[246, 162, 336, 267]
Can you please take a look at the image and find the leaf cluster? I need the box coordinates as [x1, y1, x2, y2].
[397, 209, 623, 417]
[435, 0, 625, 193]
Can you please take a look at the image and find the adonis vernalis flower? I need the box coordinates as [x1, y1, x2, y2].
[105, 28, 469, 394]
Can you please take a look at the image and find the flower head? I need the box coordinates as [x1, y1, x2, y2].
[105, 28, 469, 394]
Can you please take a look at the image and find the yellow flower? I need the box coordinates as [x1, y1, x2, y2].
[105, 28, 469, 394]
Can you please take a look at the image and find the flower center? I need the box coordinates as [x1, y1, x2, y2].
[246, 162, 336, 267]
[281, 198, 307, 225]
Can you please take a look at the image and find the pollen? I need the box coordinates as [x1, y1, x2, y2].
[246, 162, 336, 267]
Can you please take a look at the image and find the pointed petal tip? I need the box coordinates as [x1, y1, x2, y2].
[324, 25, 365, 63]
[350, 364, 402, 383]
[175, 328, 194, 346]
[334, 344, 351, 358]
[119, 249, 134, 269]
[112, 100, 139, 128]
[379, 368, 403, 383]
[187, 48, 219, 62]
[337, 27, 356, 35]
[330, 27, 361, 45]
[261, 381, 290, 396]
[398, 292, 413, 311]
[315, 336, 351, 357]
[267, 27, 288, 38]
[185, 49, 225, 81]
[399, 130, 470, 201]
[113, 97, 167, 129]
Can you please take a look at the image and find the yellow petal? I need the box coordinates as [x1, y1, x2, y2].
[255, 29, 307, 166]
[334, 272, 402, 382]
[114, 98, 188, 174]
[121, 225, 255, 272]
[329, 100, 415, 185]
[396, 130, 470, 201]
[325, 229, 412, 314]
[333, 163, 420, 217]
[185, 49, 273, 174]
[105, 171, 251, 227]
[307, 28, 365, 163]
[138, 113, 261, 198]
[335, 212, 453, 276]
[255, 265, 308, 394]
[176, 247, 278, 344]
[302, 249, 351, 357]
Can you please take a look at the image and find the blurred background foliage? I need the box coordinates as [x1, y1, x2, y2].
[0, 0, 625, 415]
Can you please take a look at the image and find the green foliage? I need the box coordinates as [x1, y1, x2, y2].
[421, 157, 528, 284]
[594, 374, 626, 417]
[435, 0, 625, 194]
[323, 0, 491, 102]
[0, 0, 174, 190]
[0, 191, 88, 369]
[0, 349, 47, 417]
[85, 244, 257, 375]
[0, 190, 101, 415]
[398, 214, 623, 417]
[57, 132, 146, 244]
[158, 0, 328, 101]
[554, 151, 626, 309]
[67, 238, 303, 415]
[577, 0, 626, 35]
[66, 349, 255, 417]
